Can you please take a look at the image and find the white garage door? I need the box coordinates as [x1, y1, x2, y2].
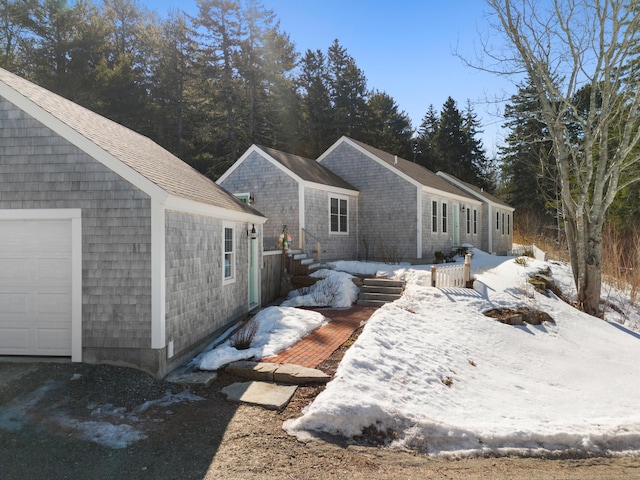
[0, 219, 73, 356]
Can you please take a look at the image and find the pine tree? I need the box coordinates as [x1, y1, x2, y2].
[415, 104, 439, 168]
[499, 78, 557, 226]
[327, 39, 368, 139]
[363, 90, 413, 159]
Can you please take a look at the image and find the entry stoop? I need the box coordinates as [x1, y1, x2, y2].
[357, 278, 405, 306]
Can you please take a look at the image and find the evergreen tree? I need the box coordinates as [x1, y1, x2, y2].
[298, 48, 333, 157]
[363, 90, 413, 159]
[415, 104, 439, 168]
[499, 78, 558, 231]
[462, 100, 494, 191]
[327, 39, 368, 139]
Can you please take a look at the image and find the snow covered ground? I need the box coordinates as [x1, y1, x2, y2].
[283, 250, 640, 458]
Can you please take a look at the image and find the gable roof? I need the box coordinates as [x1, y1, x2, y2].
[0, 67, 262, 219]
[219, 144, 358, 195]
[327, 137, 478, 202]
[256, 145, 357, 191]
[437, 172, 514, 210]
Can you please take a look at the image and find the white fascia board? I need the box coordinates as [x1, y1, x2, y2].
[333, 137, 424, 190]
[316, 136, 346, 163]
[163, 196, 267, 224]
[0, 83, 169, 203]
[216, 144, 262, 184]
[421, 185, 483, 206]
[303, 181, 359, 197]
[436, 172, 514, 212]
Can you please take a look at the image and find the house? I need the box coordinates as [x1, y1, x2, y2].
[0, 68, 266, 378]
[318, 137, 491, 261]
[217, 144, 360, 262]
[437, 172, 515, 255]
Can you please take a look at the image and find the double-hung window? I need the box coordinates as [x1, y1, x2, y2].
[442, 202, 448, 233]
[473, 209, 477, 235]
[431, 201, 438, 233]
[330, 197, 348, 233]
[223, 224, 235, 283]
[466, 208, 471, 234]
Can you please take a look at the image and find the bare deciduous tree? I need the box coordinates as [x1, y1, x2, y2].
[485, 0, 640, 316]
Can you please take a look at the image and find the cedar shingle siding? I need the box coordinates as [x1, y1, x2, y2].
[0, 98, 153, 350]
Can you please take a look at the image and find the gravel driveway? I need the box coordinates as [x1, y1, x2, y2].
[1, 338, 640, 480]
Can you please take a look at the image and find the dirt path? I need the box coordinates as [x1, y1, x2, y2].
[1, 335, 639, 480]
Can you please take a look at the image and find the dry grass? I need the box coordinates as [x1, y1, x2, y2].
[514, 211, 640, 307]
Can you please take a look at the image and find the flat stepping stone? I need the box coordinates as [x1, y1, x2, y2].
[225, 361, 330, 384]
[165, 369, 218, 387]
[221, 381, 297, 410]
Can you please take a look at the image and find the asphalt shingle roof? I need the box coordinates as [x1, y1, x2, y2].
[0, 68, 261, 216]
[257, 145, 357, 192]
[346, 138, 477, 201]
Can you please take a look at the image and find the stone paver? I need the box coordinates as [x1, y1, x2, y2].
[221, 381, 298, 410]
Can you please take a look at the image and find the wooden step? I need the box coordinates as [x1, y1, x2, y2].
[363, 278, 405, 288]
[359, 292, 402, 302]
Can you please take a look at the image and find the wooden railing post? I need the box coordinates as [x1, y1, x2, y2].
[464, 253, 472, 286]
[431, 265, 437, 287]
[316, 241, 321, 263]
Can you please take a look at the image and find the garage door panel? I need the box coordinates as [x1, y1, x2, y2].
[0, 293, 29, 314]
[36, 328, 71, 353]
[0, 218, 73, 356]
[0, 328, 29, 351]
[35, 292, 72, 315]
[37, 259, 72, 284]
[0, 258, 31, 284]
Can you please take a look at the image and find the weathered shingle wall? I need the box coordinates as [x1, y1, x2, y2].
[219, 152, 299, 250]
[303, 187, 358, 261]
[491, 206, 513, 255]
[0, 97, 152, 349]
[321, 143, 417, 262]
[165, 211, 248, 355]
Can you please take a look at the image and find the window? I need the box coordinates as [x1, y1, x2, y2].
[466, 208, 471, 234]
[496, 212, 500, 230]
[432, 201, 438, 233]
[330, 197, 348, 233]
[442, 203, 448, 233]
[223, 226, 235, 283]
[502, 213, 505, 235]
[473, 209, 477, 235]
[507, 214, 511, 235]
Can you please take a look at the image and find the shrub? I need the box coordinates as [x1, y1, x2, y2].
[229, 319, 259, 350]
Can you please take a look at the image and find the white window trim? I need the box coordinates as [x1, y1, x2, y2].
[223, 222, 236, 285]
[431, 200, 438, 233]
[442, 201, 448, 234]
[329, 195, 349, 235]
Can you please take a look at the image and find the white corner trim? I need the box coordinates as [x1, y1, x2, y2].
[298, 183, 305, 248]
[151, 201, 166, 349]
[416, 186, 423, 258]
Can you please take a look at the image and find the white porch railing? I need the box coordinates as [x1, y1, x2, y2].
[431, 253, 472, 288]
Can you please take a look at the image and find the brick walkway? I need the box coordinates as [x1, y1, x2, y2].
[262, 305, 378, 369]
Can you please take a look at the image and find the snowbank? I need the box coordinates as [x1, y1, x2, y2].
[197, 307, 327, 371]
[284, 255, 640, 457]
